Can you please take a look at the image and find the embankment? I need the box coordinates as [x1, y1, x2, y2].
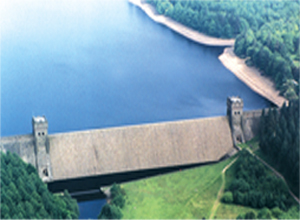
[129, 0, 287, 107]
[219, 48, 287, 107]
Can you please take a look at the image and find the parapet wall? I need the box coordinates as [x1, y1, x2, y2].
[0, 135, 36, 167]
[242, 109, 267, 141]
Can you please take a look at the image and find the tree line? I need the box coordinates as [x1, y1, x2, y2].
[221, 149, 295, 212]
[234, 19, 299, 100]
[0, 151, 79, 219]
[259, 101, 299, 195]
[147, 0, 300, 101]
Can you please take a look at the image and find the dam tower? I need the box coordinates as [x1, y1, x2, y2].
[32, 116, 52, 182]
[227, 96, 245, 145]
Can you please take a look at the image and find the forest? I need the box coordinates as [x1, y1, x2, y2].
[147, 0, 300, 101]
[222, 149, 298, 219]
[259, 101, 299, 195]
[0, 151, 79, 219]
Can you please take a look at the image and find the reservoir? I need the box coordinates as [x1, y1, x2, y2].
[1, 0, 268, 218]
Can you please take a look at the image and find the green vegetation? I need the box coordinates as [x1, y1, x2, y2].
[221, 149, 298, 219]
[98, 183, 126, 219]
[234, 19, 299, 100]
[215, 203, 257, 220]
[147, 0, 300, 100]
[121, 158, 235, 219]
[148, 0, 261, 38]
[0, 151, 79, 219]
[224, 149, 294, 210]
[237, 137, 259, 150]
[259, 101, 299, 196]
[236, 205, 300, 219]
[117, 147, 299, 219]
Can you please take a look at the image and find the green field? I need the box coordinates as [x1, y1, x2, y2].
[120, 145, 299, 219]
[214, 151, 260, 219]
[121, 158, 234, 219]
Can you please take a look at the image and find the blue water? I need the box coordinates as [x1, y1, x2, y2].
[1, 0, 267, 137]
[1, 0, 268, 218]
[78, 199, 106, 219]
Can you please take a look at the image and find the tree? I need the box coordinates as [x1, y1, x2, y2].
[0, 152, 79, 219]
[111, 194, 125, 208]
[98, 204, 122, 219]
[272, 207, 283, 218]
[24, 201, 35, 218]
[221, 191, 233, 203]
[1, 204, 10, 219]
[244, 211, 256, 219]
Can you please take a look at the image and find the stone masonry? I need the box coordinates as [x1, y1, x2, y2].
[0, 98, 265, 182]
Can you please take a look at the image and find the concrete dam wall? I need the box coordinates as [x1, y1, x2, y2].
[0, 97, 265, 182]
[49, 116, 234, 181]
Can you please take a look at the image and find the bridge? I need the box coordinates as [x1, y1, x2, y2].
[0, 97, 263, 185]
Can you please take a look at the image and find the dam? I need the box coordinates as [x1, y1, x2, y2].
[0, 97, 263, 184]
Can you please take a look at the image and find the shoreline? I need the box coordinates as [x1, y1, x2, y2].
[219, 48, 287, 107]
[129, 0, 287, 107]
[129, 0, 235, 47]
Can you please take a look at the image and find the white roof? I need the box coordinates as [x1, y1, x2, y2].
[33, 116, 46, 123]
[230, 96, 242, 103]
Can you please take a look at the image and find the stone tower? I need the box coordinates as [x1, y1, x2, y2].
[32, 116, 52, 182]
[227, 96, 245, 145]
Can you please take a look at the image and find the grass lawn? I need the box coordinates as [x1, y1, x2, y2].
[214, 152, 259, 219]
[121, 158, 234, 219]
[215, 203, 258, 219]
[237, 137, 259, 150]
[119, 147, 299, 219]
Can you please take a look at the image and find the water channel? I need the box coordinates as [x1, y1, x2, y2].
[1, 0, 269, 218]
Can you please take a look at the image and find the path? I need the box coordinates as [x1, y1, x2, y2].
[209, 157, 238, 219]
[247, 148, 300, 204]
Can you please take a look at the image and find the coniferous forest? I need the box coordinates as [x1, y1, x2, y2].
[259, 101, 299, 194]
[147, 0, 300, 101]
[0, 152, 79, 219]
[223, 150, 295, 210]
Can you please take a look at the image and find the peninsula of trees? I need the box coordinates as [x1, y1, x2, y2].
[147, 0, 300, 101]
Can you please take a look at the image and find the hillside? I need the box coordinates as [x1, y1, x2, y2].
[146, 0, 300, 101]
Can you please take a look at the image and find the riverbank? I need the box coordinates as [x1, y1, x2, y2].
[129, 0, 287, 107]
[129, 0, 235, 47]
[219, 48, 287, 107]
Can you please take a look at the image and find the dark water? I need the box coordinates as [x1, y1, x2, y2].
[1, 0, 268, 218]
[78, 199, 106, 219]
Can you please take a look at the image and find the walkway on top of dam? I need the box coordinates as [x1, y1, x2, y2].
[49, 116, 235, 181]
